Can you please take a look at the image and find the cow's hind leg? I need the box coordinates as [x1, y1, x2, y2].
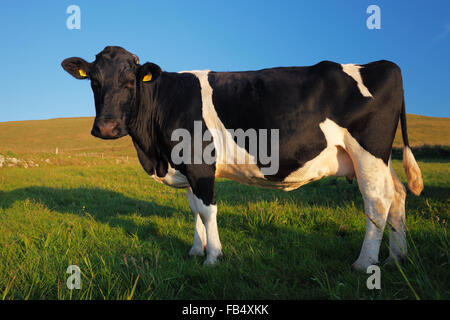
[346, 142, 395, 271]
[385, 162, 407, 264]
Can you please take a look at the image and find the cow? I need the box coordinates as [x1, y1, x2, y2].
[62, 46, 423, 271]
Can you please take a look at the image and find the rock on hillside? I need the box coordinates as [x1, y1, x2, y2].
[0, 154, 39, 168]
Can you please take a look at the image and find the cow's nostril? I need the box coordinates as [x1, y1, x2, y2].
[98, 122, 118, 138]
[91, 126, 100, 136]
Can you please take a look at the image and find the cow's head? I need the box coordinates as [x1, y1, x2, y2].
[62, 46, 161, 139]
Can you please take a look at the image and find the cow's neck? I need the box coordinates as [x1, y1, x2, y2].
[127, 76, 169, 177]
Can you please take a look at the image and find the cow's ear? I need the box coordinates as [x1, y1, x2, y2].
[138, 62, 162, 84]
[61, 57, 91, 79]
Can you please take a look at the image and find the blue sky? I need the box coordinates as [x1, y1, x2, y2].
[0, 0, 449, 122]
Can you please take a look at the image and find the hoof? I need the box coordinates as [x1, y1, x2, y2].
[351, 259, 379, 272]
[188, 246, 205, 258]
[203, 252, 223, 267]
[383, 255, 406, 268]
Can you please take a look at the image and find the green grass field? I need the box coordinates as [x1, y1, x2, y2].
[0, 115, 448, 300]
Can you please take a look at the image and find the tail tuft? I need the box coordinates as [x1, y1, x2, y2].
[403, 146, 424, 196]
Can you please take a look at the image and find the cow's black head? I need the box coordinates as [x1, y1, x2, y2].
[62, 46, 161, 139]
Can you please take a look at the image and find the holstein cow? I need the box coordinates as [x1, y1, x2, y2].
[62, 46, 423, 271]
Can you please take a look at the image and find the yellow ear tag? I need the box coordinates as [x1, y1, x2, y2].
[142, 73, 152, 82]
[79, 69, 87, 77]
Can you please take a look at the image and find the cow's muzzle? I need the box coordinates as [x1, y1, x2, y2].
[91, 120, 127, 139]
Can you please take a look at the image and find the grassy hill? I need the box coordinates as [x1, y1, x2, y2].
[0, 114, 448, 157]
[0, 117, 135, 156]
[392, 114, 450, 147]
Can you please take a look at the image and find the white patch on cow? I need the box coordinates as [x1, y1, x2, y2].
[276, 119, 354, 191]
[186, 189, 222, 266]
[341, 64, 373, 98]
[150, 163, 189, 188]
[281, 146, 354, 191]
[184, 70, 268, 185]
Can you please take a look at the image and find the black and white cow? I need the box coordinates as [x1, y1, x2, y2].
[62, 46, 423, 271]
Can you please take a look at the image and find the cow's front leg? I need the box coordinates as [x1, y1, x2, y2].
[187, 177, 222, 266]
[198, 199, 222, 266]
[187, 188, 207, 257]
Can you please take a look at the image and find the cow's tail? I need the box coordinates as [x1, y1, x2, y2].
[400, 98, 423, 196]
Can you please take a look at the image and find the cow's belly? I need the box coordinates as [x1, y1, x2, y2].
[151, 146, 354, 191]
[280, 146, 354, 190]
[215, 146, 354, 191]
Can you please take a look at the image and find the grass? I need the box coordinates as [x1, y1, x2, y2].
[0, 114, 448, 300]
[0, 160, 448, 300]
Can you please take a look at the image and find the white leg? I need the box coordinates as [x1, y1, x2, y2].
[188, 192, 222, 266]
[187, 188, 207, 257]
[345, 137, 395, 271]
[351, 165, 394, 271]
[386, 163, 407, 263]
[199, 203, 223, 266]
[200, 205, 222, 265]
[352, 199, 390, 271]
